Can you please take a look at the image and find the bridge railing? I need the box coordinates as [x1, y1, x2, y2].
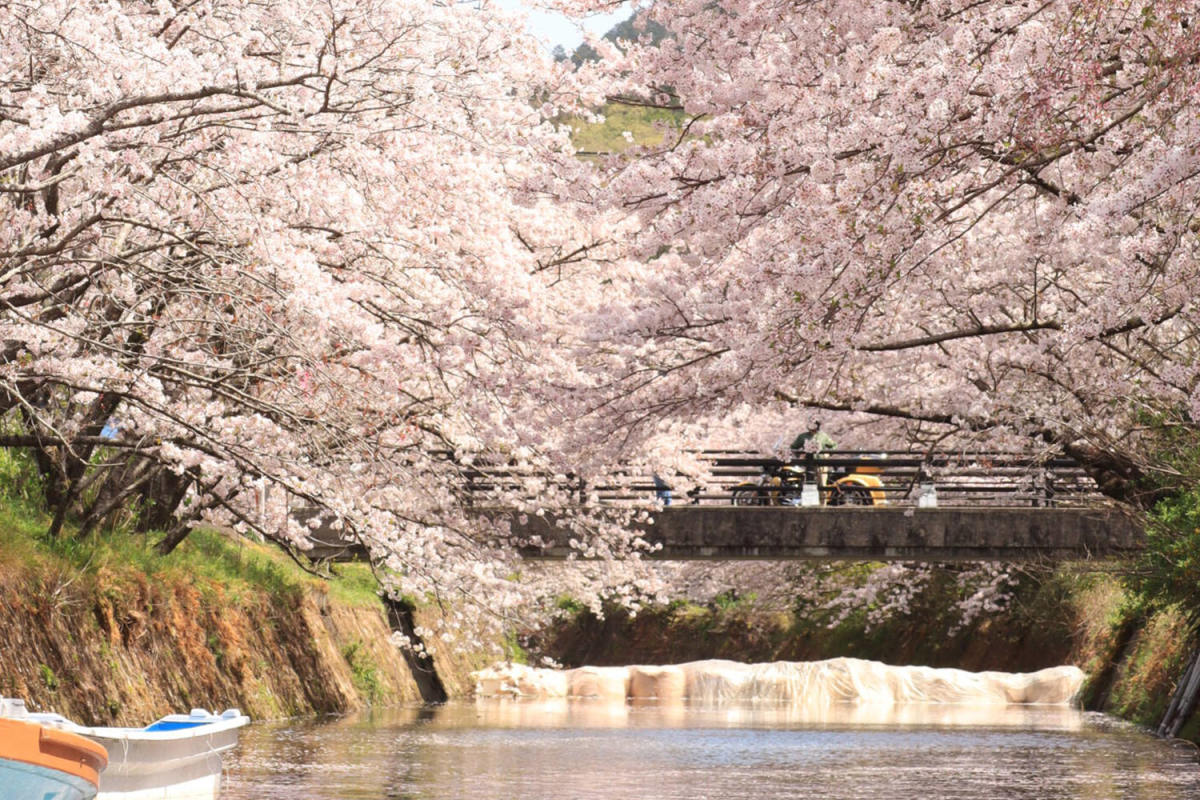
[293, 450, 1113, 561]
[457, 451, 1106, 508]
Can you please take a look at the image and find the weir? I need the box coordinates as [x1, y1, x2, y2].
[473, 658, 1086, 707]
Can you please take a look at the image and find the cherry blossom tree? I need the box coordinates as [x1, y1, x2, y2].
[0, 0, 669, 635]
[547, 0, 1200, 503]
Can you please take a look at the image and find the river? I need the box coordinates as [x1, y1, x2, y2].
[222, 701, 1200, 799]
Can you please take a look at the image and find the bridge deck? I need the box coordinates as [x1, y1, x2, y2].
[512, 506, 1143, 562]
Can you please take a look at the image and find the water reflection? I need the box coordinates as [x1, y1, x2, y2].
[223, 701, 1200, 800]
[469, 697, 1087, 730]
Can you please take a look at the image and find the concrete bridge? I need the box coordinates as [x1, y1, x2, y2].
[298, 451, 1143, 562]
[508, 506, 1143, 562]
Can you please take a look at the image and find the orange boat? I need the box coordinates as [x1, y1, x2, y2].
[0, 717, 108, 800]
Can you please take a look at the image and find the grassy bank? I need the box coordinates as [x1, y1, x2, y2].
[0, 482, 431, 724]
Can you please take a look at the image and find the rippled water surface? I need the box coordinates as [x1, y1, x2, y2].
[222, 702, 1200, 799]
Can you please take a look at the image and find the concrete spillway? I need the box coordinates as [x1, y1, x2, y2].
[473, 658, 1085, 707]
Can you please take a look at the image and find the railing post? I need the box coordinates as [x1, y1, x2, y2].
[917, 463, 937, 507]
[1043, 468, 1056, 508]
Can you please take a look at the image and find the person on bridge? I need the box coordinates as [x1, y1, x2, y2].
[653, 474, 672, 506]
[790, 419, 837, 497]
[790, 419, 836, 454]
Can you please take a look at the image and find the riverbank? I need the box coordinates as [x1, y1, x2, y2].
[0, 505, 491, 726]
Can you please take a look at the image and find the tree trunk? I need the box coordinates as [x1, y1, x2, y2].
[136, 468, 194, 533]
[154, 522, 194, 555]
[1158, 647, 1200, 739]
[1056, 440, 1164, 508]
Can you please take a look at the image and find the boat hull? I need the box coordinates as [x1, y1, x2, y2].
[85, 718, 246, 800]
[0, 717, 107, 800]
[0, 757, 102, 800]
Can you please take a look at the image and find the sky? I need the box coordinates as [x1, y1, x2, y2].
[493, 1, 633, 51]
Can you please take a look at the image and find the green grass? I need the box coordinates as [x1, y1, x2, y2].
[326, 562, 384, 608]
[0, 496, 51, 567]
[569, 101, 686, 154]
[1, 511, 305, 606]
[341, 640, 384, 704]
[0, 445, 384, 611]
[1104, 606, 1192, 726]
[0, 447, 54, 567]
[0, 441, 46, 510]
[172, 527, 303, 601]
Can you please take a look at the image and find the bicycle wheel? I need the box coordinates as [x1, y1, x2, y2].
[828, 484, 874, 506]
[731, 485, 766, 506]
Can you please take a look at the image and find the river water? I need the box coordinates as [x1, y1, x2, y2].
[222, 701, 1200, 799]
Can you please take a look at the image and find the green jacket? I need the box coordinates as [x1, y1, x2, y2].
[790, 430, 836, 452]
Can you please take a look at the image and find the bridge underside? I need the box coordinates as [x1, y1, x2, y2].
[514, 506, 1143, 562]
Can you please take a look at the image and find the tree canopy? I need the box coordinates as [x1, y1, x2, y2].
[551, 0, 1200, 502]
[2, 0, 1198, 628]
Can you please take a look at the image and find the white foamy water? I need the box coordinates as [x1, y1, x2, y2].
[473, 657, 1086, 707]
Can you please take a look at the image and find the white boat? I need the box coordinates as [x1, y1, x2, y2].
[3, 699, 249, 800]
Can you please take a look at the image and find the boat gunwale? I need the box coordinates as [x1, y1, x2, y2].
[0, 717, 109, 789]
[79, 715, 250, 743]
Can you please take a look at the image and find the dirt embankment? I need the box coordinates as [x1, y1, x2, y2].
[0, 559, 485, 726]
[538, 606, 1075, 674]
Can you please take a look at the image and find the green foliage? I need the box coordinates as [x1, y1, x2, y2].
[1100, 411, 1200, 716]
[0, 444, 45, 512]
[815, 607, 897, 658]
[711, 590, 757, 612]
[555, 595, 585, 614]
[1129, 485, 1200, 629]
[1007, 566, 1107, 641]
[1074, 411, 1200, 633]
[341, 640, 383, 704]
[37, 663, 58, 691]
[503, 632, 529, 665]
[1103, 606, 1192, 726]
